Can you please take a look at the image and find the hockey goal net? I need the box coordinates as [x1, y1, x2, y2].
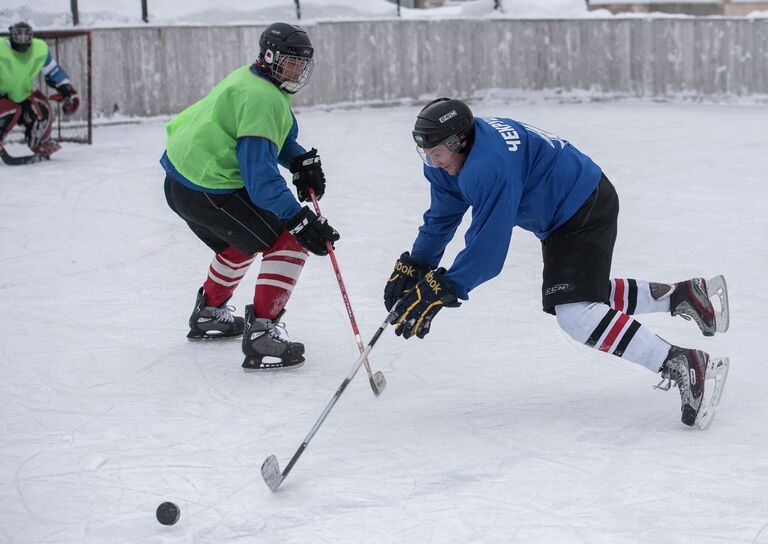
[4, 29, 93, 145]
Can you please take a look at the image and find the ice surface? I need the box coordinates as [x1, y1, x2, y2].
[1, 98, 767, 543]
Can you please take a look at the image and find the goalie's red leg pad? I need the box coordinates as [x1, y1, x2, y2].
[202, 246, 256, 308]
[31, 140, 61, 158]
[23, 91, 54, 149]
[253, 231, 308, 320]
[0, 98, 23, 142]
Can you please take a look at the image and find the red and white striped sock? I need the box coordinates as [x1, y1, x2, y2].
[556, 302, 670, 372]
[253, 231, 308, 320]
[610, 278, 670, 315]
[202, 246, 256, 308]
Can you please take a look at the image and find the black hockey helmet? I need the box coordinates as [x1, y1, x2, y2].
[258, 22, 314, 94]
[8, 22, 33, 53]
[412, 98, 475, 153]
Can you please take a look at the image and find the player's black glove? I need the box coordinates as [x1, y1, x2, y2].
[388, 268, 461, 339]
[290, 148, 325, 203]
[286, 206, 339, 256]
[52, 83, 79, 115]
[383, 251, 434, 312]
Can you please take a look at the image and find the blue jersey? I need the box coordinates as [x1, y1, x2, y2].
[411, 116, 602, 300]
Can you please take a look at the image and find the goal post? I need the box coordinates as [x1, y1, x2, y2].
[35, 29, 93, 144]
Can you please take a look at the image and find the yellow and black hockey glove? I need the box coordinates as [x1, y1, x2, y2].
[389, 268, 461, 339]
[383, 251, 433, 311]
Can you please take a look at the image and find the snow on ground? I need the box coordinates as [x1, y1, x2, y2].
[1, 98, 768, 543]
[2, 0, 602, 29]
[7, 0, 767, 34]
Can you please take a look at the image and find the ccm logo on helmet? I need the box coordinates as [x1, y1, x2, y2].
[439, 110, 457, 124]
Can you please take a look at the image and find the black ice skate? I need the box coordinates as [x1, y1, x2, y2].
[242, 305, 305, 371]
[669, 276, 730, 336]
[655, 345, 729, 429]
[187, 287, 245, 340]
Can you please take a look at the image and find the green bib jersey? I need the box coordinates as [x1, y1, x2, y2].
[0, 38, 48, 103]
[165, 65, 295, 191]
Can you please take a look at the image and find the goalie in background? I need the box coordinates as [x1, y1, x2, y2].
[0, 22, 80, 163]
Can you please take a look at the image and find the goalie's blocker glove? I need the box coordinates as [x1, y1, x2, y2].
[389, 268, 461, 339]
[286, 206, 339, 256]
[384, 251, 434, 311]
[51, 83, 79, 115]
[290, 148, 325, 202]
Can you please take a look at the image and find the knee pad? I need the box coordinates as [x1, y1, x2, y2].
[555, 302, 608, 344]
[23, 91, 53, 148]
[265, 229, 308, 256]
[0, 98, 23, 140]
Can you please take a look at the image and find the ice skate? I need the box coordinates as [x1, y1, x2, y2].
[655, 345, 729, 429]
[670, 276, 729, 336]
[242, 305, 305, 371]
[187, 287, 245, 340]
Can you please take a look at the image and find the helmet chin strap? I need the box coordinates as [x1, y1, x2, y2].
[253, 59, 282, 89]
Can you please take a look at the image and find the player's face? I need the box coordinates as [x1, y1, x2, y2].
[278, 56, 308, 83]
[418, 144, 467, 175]
[10, 26, 32, 51]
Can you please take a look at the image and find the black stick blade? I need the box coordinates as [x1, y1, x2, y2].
[0, 148, 43, 165]
[261, 455, 283, 492]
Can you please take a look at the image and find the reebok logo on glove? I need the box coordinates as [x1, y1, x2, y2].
[424, 271, 442, 295]
[394, 262, 416, 277]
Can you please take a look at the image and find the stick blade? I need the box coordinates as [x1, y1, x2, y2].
[370, 371, 387, 397]
[261, 455, 283, 492]
[0, 147, 43, 165]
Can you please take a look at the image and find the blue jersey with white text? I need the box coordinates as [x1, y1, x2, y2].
[411, 116, 602, 300]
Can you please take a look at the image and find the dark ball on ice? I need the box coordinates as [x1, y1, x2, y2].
[156, 501, 180, 525]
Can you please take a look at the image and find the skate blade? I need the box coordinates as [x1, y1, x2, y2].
[261, 455, 283, 492]
[694, 356, 730, 430]
[706, 275, 729, 334]
[242, 355, 306, 371]
[187, 330, 243, 340]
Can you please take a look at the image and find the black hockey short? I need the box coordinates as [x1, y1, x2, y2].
[164, 175, 285, 255]
[541, 174, 619, 314]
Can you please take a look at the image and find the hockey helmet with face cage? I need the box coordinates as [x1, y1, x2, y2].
[9, 22, 33, 53]
[258, 22, 314, 94]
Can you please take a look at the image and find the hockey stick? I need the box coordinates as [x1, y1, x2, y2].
[0, 145, 43, 165]
[308, 187, 386, 397]
[261, 311, 395, 491]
